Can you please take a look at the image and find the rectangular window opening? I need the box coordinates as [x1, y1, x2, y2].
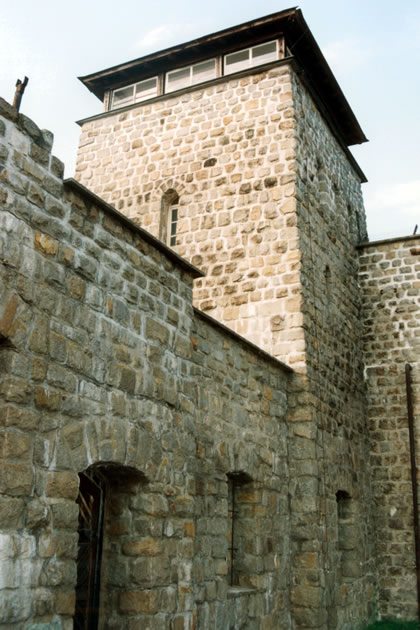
[134, 77, 158, 102]
[227, 472, 252, 587]
[166, 59, 216, 93]
[112, 85, 135, 109]
[111, 77, 158, 110]
[225, 40, 278, 75]
[168, 206, 178, 246]
[166, 67, 191, 92]
[192, 59, 217, 83]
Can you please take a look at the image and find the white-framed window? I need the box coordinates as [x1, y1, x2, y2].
[224, 40, 278, 75]
[160, 190, 180, 246]
[166, 59, 217, 93]
[167, 203, 178, 246]
[107, 38, 280, 110]
[111, 76, 158, 110]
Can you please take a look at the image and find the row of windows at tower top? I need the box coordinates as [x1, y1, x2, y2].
[111, 40, 279, 110]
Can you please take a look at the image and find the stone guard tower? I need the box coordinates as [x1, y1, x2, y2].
[74, 7, 375, 630]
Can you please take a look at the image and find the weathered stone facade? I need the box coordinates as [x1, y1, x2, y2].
[76, 63, 304, 369]
[1, 7, 419, 630]
[0, 97, 294, 629]
[74, 16, 376, 630]
[359, 236, 420, 620]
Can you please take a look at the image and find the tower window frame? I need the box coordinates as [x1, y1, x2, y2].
[165, 58, 217, 93]
[224, 40, 278, 75]
[111, 76, 158, 110]
[107, 38, 284, 111]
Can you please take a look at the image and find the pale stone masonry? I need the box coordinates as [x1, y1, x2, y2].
[1, 6, 419, 630]
[359, 236, 420, 620]
[76, 65, 305, 368]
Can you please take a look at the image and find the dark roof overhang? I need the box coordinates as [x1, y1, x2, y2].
[79, 7, 367, 147]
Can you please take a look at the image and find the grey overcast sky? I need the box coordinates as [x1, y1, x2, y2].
[1, 0, 419, 241]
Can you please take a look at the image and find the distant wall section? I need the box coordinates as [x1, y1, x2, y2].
[359, 236, 420, 619]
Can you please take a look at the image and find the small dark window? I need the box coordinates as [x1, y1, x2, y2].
[227, 471, 252, 586]
[336, 490, 351, 520]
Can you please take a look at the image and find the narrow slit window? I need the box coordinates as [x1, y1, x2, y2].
[168, 204, 178, 246]
[336, 490, 361, 580]
[227, 472, 252, 586]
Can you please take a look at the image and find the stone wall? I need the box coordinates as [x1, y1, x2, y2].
[75, 62, 304, 369]
[359, 236, 420, 619]
[0, 99, 291, 630]
[74, 56, 378, 629]
[287, 70, 375, 629]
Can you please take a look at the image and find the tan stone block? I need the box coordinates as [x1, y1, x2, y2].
[259, 301, 282, 317]
[32, 357, 47, 381]
[215, 559, 228, 575]
[34, 386, 61, 411]
[56, 590, 76, 615]
[183, 522, 195, 537]
[0, 405, 39, 430]
[66, 274, 86, 301]
[288, 406, 313, 422]
[28, 316, 49, 355]
[46, 471, 79, 500]
[34, 232, 59, 256]
[0, 496, 25, 527]
[285, 296, 302, 312]
[0, 377, 32, 404]
[294, 552, 318, 569]
[0, 461, 33, 495]
[280, 198, 295, 214]
[0, 294, 19, 337]
[146, 318, 169, 345]
[223, 307, 239, 320]
[120, 589, 158, 614]
[173, 615, 188, 630]
[238, 489, 261, 503]
[123, 538, 163, 556]
[0, 430, 31, 458]
[39, 533, 56, 558]
[62, 423, 84, 450]
[171, 496, 194, 516]
[61, 246, 75, 266]
[291, 585, 322, 608]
